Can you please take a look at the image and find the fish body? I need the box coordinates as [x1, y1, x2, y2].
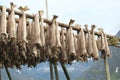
[0, 6, 7, 35]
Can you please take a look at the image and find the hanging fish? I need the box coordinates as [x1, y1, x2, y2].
[17, 6, 29, 43]
[49, 15, 61, 60]
[74, 36, 77, 50]
[27, 20, 36, 67]
[74, 33, 77, 57]
[6, 3, 19, 67]
[26, 19, 32, 40]
[0, 6, 8, 65]
[45, 25, 52, 59]
[26, 19, 32, 64]
[7, 2, 16, 38]
[96, 36, 102, 51]
[55, 22, 62, 61]
[66, 19, 76, 62]
[38, 11, 46, 61]
[39, 10, 45, 47]
[55, 19, 61, 49]
[84, 25, 89, 55]
[104, 33, 110, 57]
[27, 20, 35, 60]
[17, 16, 22, 40]
[74, 24, 82, 61]
[0, 6, 7, 35]
[17, 6, 29, 64]
[84, 25, 93, 57]
[97, 28, 106, 58]
[80, 26, 87, 57]
[60, 28, 68, 63]
[32, 14, 41, 46]
[49, 16, 57, 48]
[30, 20, 35, 44]
[99, 28, 105, 51]
[91, 25, 99, 61]
[77, 25, 87, 58]
[31, 14, 42, 64]
[76, 25, 81, 60]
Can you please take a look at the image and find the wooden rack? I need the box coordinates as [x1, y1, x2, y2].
[0, 6, 119, 41]
[0, 5, 119, 80]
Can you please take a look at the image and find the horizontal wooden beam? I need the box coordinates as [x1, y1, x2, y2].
[0, 6, 120, 41]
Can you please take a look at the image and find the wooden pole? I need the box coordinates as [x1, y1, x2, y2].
[45, 0, 49, 19]
[4, 65, 12, 80]
[0, 68, 1, 80]
[45, 0, 54, 80]
[104, 57, 111, 80]
[60, 62, 71, 80]
[0, 6, 119, 41]
[50, 61, 54, 80]
[54, 62, 59, 80]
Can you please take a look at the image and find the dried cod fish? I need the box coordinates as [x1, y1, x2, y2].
[104, 33, 110, 57]
[0, 6, 8, 66]
[74, 33, 77, 56]
[96, 36, 102, 51]
[17, 6, 29, 64]
[32, 14, 41, 45]
[98, 28, 107, 58]
[7, 3, 20, 67]
[39, 10, 45, 47]
[91, 25, 99, 61]
[66, 19, 76, 62]
[30, 21, 35, 44]
[84, 25, 93, 57]
[31, 14, 41, 64]
[98, 28, 105, 51]
[27, 20, 36, 67]
[0, 6, 7, 35]
[7, 2, 16, 38]
[49, 15, 61, 60]
[45, 25, 52, 59]
[17, 6, 29, 43]
[60, 28, 68, 62]
[39, 11, 46, 61]
[77, 25, 87, 58]
[26, 19, 32, 40]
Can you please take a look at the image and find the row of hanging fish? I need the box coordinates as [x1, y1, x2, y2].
[0, 3, 110, 68]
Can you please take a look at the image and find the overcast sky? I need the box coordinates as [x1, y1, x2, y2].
[1, 0, 120, 35]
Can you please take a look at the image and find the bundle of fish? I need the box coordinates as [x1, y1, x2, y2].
[65, 19, 76, 64]
[0, 3, 111, 68]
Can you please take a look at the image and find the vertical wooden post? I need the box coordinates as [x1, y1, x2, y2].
[45, 0, 54, 80]
[45, 0, 49, 19]
[54, 62, 59, 80]
[4, 65, 12, 80]
[50, 61, 54, 80]
[60, 62, 71, 80]
[0, 68, 1, 80]
[104, 57, 111, 80]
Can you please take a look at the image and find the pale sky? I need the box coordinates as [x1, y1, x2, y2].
[0, 0, 120, 35]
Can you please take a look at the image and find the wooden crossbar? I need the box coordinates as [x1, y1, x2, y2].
[0, 6, 120, 41]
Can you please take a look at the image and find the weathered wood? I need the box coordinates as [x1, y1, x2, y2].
[4, 65, 12, 80]
[0, 6, 119, 41]
[50, 62, 54, 80]
[60, 62, 71, 80]
[0, 68, 1, 80]
[54, 63, 59, 80]
[104, 57, 111, 80]
[45, 0, 49, 19]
